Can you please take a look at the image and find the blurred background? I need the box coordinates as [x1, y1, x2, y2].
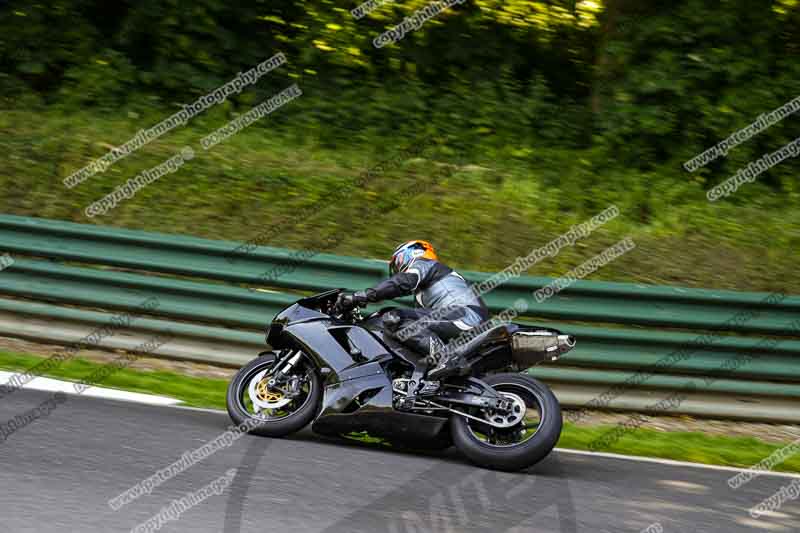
[1, 0, 798, 292]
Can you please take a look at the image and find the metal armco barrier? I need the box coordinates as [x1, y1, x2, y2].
[0, 214, 798, 422]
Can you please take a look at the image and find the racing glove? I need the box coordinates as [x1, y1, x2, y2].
[334, 290, 368, 313]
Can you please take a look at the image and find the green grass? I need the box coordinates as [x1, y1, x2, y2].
[1, 106, 799, 295]
[0, 349, 228, 409]
[3, 348, 799, 473]
[558, 423, 800, 474]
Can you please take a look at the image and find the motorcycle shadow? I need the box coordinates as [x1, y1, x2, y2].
[273, 427, 567, 477]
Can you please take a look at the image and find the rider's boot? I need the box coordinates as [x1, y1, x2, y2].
[426, 350, 469, 380]
[424, 337, 470, 381]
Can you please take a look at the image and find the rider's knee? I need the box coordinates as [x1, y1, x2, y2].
[383, 310, 403, 332]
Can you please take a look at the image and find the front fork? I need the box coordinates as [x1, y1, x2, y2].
[262, 349, 305, 396]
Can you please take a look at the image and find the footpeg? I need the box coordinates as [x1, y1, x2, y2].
[418, 380, 441, 395]
[396, 397, 416, 410]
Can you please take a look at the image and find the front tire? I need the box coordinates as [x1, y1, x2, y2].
[226, 351, 322, 438]
[450, 374, 562, 471]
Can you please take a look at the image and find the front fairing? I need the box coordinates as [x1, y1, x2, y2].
[275, 288, 343, 325]
[274, 302, 329, 325]
[266, 289, 343, 344]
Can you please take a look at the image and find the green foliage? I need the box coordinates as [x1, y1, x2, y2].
[0, 0, 798, 293]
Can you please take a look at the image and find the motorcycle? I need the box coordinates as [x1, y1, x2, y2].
[226, 288, 575, 471]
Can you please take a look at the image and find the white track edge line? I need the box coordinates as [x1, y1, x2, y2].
[554, 447, 800, 479]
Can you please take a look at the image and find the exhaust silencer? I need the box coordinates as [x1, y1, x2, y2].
[510, 330, 576, 368]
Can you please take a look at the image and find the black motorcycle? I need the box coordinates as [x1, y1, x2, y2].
[226, 289, 575, 471]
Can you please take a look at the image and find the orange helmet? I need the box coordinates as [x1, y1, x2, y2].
[389, 240, 438, 275]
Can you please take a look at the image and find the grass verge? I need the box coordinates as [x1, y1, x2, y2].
[0, 349, 227, 409]
[557, 424, 800, 473]
[2, 107, 799, 295]
[2, 348, 798, 473]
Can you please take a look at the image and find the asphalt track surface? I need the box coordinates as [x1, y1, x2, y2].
[1, 389, 798, 533]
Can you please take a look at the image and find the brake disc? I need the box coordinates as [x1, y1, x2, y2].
[248, 369, 293, 411]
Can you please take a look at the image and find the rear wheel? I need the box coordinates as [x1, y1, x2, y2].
[226, 351, 322, 437]
[450, 374, 562, 471]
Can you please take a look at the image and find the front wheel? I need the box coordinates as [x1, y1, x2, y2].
[450, 374, 562, 471]
[226, 351, 322, 437]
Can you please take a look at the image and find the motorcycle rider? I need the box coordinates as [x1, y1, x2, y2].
[334, 240, 489, 379]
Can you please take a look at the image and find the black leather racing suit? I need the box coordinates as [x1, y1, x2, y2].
[361, 258, 489, 358]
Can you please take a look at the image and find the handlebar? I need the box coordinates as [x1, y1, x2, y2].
[332, 303, 365, 322]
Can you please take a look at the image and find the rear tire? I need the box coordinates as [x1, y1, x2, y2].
[226, 352, 322, 438]
[450, 374, 562, 471]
